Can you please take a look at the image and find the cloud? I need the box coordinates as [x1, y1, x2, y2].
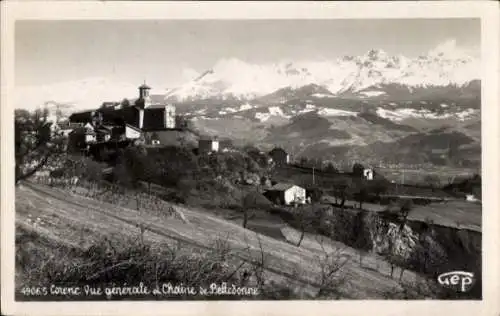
[428, 38, 479, 60]
[182, 68, 200, 81]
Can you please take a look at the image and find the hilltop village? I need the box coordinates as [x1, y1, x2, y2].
[56, 83, 377, 205]
[65, 83, 182, 149]
[62, 83, 252, 154]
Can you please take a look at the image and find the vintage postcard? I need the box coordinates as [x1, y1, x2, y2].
[1, 1, 499, 316]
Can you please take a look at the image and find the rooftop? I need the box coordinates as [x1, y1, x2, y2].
[58, 122, 83, 129]
[199, 135, 219, 141]
[267, 182, 298, 191]
[270, 147, 287, 154]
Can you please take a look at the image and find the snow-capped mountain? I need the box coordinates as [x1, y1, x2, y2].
[165, 39, 480, 102]
[16, 39, 479, 114]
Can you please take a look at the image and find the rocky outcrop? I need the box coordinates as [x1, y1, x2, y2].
[316, 207, 481, 297]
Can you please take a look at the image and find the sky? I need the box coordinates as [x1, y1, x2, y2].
[16, 19, 480, 89]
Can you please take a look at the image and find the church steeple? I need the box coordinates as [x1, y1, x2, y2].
[138, 80, 151, 99]
[135, 81, 152, 108]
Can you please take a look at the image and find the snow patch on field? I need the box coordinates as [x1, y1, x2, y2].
[255, 112, 271, 122]
[376, 108, 406, 121]
[239, 103, 253, 111]
[376, 107, 477, 122]
[269, 106, 285, 116]
[297, 108, 316, 114]
[311, 93, 333, 98]
[360, 90, 386, 97]
[254, 106, 292, 122]
[317, 108, 358, 117]
[456, 108, 477, 121]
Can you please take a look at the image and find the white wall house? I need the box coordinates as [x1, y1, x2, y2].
[125, 124, 142, 139]
[264, 183, 306, 205]
[199, 138, 219, 153]
[465, 194, 479, 202]
[363, 168, 374, 181]
[85, 134, 96, 143]
[285, 185, 306, 205]
[83, 123, 96, 143]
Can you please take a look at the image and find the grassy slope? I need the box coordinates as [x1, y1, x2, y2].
[407, 201, 481, 233]
[16, 182, 420, 299]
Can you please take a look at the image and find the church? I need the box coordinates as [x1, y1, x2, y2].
[69, 83, 177, 132]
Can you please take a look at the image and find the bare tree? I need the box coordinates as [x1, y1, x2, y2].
[121, 98, 130, 108]
[352, 212, 371, 267]
[331, 178, 351, 208]
[399, 199, 413, 223]
[353, 186, 369, 210]
[314, 236, 349, 298]
[15, 108, 66, 184]
[241, 191, 272, 229]
[293, 205, 313, 247]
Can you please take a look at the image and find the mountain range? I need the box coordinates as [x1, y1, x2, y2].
[163, 39, 479, 102]
[16, 39, 481, 168]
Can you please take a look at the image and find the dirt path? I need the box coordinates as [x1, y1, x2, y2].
[16, 182, 419, 299]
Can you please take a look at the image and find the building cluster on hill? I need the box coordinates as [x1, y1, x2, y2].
[55, 81, 381, 206]
[59, 82, 296, 163]
[63, 83, 180, 152]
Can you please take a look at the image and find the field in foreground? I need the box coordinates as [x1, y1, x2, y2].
[15, 181, 435, 300]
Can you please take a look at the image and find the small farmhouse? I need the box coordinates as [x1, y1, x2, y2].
[465, 194, 479, 202]
[67, 120, 144, 152]
[95, 124, 114, 142]
[264, 183, 306, 205]
[54, 122, 84, 136]
[68, 123, 96, 151]
[199, 136, 219, 154]
[269, 147, 290, 166]
[363, 168, 374, 181]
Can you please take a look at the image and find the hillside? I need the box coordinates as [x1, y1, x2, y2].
[16, 181, 428, 300]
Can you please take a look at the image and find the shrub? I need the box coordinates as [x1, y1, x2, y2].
[15, 227, 257, 300]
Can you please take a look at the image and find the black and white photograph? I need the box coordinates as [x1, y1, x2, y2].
[1, 1, 499, 315]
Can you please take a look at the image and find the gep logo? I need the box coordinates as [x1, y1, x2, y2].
[437, 271, 476, 293]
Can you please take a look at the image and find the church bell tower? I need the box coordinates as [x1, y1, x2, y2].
[135, 81, 152, 108]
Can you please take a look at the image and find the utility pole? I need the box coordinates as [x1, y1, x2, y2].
[312, 167, 315, 186]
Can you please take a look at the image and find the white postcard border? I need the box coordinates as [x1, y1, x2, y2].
[1, 2, 499, 316]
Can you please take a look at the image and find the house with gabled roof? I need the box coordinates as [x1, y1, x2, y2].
[198, 135, 220, 154]
[263, 182, 306, 205]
